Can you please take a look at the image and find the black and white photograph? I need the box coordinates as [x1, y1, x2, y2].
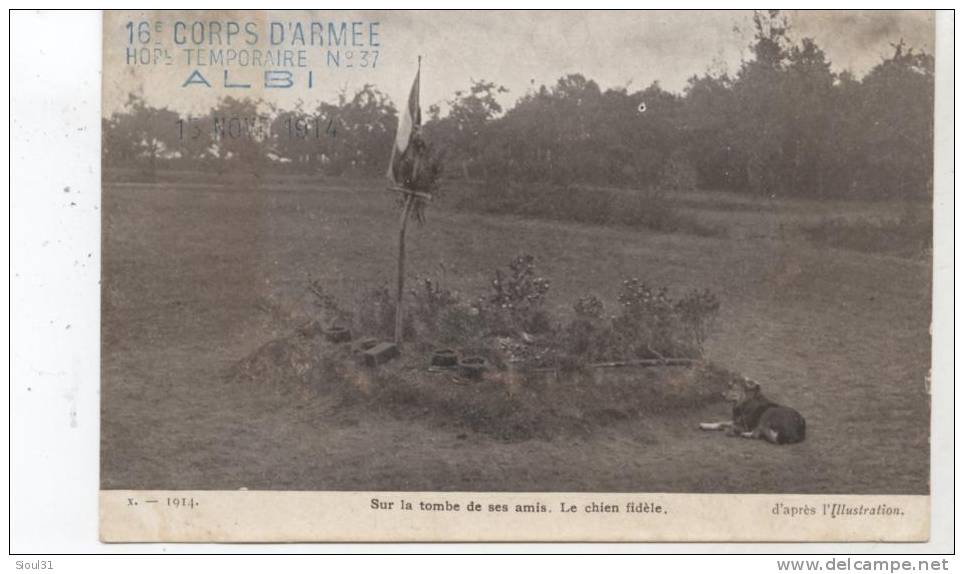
[23, 8, 948, 544]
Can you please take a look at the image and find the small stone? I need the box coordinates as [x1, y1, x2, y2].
[352, 337, 379, 354]
[324, 325, 352, 343]
[458, 357, 488, 379]
[431, 348, 459, 367]
[361, 342, 400, 367]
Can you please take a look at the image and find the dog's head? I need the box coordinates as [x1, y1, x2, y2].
[724, 376, 761, 404]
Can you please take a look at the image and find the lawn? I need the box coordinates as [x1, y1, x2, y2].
[100, 173, 932, 493]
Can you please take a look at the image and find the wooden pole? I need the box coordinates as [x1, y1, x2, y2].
[393, 55, 423, 347]
[394, 193, 415, 345]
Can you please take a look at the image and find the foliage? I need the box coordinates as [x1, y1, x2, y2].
[425, 79, 508, 179]
[553, 281, 722, 370]
[102, 94, 180, 177]
[573, 294, 605, 319]
[409, 270, 462, 339]
[611, 279, 720, 359]
[674, 288, 721, 356]
[658, 151, 699, 192]
[310, 255, 721, 370]
[209, 96, 269, 173]
[330, 84, 397, 175]
[104, 10, 933, 200]
[613, 279, 679, 358]
[435, 304, 487, 348]
[485, 254, 552, 335]
[559, 295, 610, 366]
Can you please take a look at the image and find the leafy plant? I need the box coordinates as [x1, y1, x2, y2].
[614, 278, 677, 358]
[674, 288, 721, 357]
[410, 269, 461, 339]
[486, 254, 552, 334]
[307, 257, 720, 369]
[436, 304, 487, 347]
[608, 279, 720, 360]
[573, 294, 605, 319]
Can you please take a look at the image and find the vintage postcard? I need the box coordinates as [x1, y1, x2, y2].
[100, 10, 938, 542]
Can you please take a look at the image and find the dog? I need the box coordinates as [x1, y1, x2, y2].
[699, 377, 806, 444]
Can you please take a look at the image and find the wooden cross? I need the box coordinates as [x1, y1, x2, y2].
[387, 184, 431, 346]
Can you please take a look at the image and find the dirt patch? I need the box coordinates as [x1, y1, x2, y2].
[227, 329, 735, 441]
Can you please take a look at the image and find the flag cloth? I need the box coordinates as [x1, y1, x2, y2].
[387, 65, 422, 187]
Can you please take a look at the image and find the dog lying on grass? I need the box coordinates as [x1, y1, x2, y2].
[700, 377, 806, 444]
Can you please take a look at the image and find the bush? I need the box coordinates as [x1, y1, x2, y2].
[436, 304, 487, 347]
[659, 151, 699, 192]
[232, 297, 735, 443]
[409, 273, 461, 339]
[557, 295, 612, 366]
[573, 294, 605, 319]
[484, 254, 552, 336]
[308, 256, 720, 370]
[674, 288, 721, 357]
[614, 279, 719, 359]
[557, 281, 720, 366]
[613, 279, 679, 358]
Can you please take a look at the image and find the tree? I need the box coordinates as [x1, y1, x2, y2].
[784, 37, 835, 196]
[99, 10, 933, 201]
[855, 41, 934, 197]
[681, 72, 739, 189]
[730, 10, 794, 195]
[329, 84, 397, 176]
[105, 94, 180, 177]
[824, 70, 866, 196]
[424, 79, 507, 179]
[173, 110, 214, 168]
[270, 100, 325, 171]
[209, 97, 268, 174]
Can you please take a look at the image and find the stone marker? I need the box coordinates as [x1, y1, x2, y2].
[353, 337, 379, 354]
[324, 325, 352, 343]
[361, 342, 400, 367]
[430, 348, 459, 367]
[458, 357, 487, 379]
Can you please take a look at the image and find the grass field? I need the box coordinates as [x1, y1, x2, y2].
[101, 173, 932, 493]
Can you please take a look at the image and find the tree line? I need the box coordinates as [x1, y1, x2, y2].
[103, 11, 934, 199]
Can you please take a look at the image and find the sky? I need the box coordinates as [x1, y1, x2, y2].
[102, 10, 935, 117]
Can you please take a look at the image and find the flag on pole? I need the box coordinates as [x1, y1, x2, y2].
[387, 62, 422, 187]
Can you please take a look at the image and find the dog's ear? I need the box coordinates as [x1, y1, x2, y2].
[743, 378, 761, 393]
